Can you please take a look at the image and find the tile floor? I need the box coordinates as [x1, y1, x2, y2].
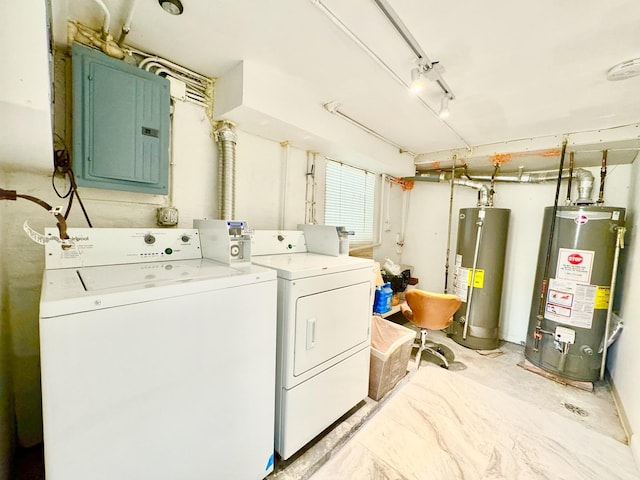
[303, 320, 640, 480]
[14, 319, 640, 480]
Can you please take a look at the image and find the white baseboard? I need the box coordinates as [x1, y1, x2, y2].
[609, 374, 639, 471]
[630, 434, 640, 471]
[609, 377, 633, 442]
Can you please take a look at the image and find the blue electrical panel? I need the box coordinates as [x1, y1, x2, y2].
[72, 43, 170, 194]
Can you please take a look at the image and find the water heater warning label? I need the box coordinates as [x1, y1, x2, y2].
[556, 248, 595, 283]
[545, 278, 596, 328]
[594, 286, 611, 310]
[453, 266, 484, 302]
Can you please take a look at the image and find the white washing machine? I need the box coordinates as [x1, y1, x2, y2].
[39, 228, 277, 480]
[251, 228, 374, 460]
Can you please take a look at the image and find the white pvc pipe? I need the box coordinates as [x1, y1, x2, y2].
[397, 188, 411, 256]
[304, 152, 317, 224]
[92, 0, 111, 38]
[139, 56, 211, 82]
[123, 0, 139, 31]
[118, 0, 139, 44]
[375, 174, 388, 247]
[279, 142, 290, 230]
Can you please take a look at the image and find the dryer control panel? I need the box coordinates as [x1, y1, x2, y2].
[44, 228, 202, 269]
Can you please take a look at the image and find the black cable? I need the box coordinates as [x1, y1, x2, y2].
[51, 168, 73, 199]
[64, 190, 75, 219]
[68, 169, 93, 227]
[536, 139, 568, 322]
[51, 134, 93, 227]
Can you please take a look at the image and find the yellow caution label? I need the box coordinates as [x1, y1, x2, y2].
[594, 286, 610, 310]
[467, 269, 485, 288]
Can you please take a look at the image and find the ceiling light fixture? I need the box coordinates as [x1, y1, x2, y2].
[439, 94, 450, 118]
[410, 67, 425, 93]
[373, 0, 457, 116]
[311, 0, 469, 146]
[607, 58, 640, 81]
[158, 0, 184, 15]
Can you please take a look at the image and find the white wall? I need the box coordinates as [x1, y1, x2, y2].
[235, 133, 307, 230]
[0, 0, 51, 473]
[374, 179, 415, 269]
[0, 0, 52, 173]
[609, 157, 640, 463]
[401, 164, 633, 344]
[1, 40, 403, 448]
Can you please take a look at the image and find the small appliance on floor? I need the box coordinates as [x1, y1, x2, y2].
[249, 224, 374, 460]
[39, 227, 277, 480]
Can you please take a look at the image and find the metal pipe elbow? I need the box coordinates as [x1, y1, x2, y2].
[573, 168, 594, 204]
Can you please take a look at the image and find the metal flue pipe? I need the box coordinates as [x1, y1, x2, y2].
[452, 167, 595, 205]
[411, 172, 491, 206]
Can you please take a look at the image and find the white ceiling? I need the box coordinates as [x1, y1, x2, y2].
[53, 0, 640, 174]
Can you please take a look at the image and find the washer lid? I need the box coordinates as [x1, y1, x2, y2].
[77, 259, 241, 291]
[40, 258, 276, 318]
[252, 252, 373, 280]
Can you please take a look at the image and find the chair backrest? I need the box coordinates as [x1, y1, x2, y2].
[403, 289, 462, 330]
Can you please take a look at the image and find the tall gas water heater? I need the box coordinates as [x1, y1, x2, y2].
[448, 207, 510, 350]
[524, 206, 625, 382]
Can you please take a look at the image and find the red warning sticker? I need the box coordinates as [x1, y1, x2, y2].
[556, 248, 594, 283]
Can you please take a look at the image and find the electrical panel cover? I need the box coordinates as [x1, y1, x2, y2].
[72, 43, 170, 194]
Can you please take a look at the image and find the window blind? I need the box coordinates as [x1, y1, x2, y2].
[325, 160, 376, 243]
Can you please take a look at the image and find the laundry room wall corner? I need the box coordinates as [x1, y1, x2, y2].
[608, 154, 640, 466]
[0, 165, 15, 480]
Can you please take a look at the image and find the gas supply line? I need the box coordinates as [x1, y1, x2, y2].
[533, 138, 568, 352]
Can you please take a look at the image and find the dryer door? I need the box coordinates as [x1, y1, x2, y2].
[294, 281, 370, 376]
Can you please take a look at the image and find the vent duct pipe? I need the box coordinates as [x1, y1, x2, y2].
[214, 121, 237, 220]
[410, 167, 595, 205]
[410, 172, 491, 207]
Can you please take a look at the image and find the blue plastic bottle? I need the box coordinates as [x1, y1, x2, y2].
[373, 282, 393, 314]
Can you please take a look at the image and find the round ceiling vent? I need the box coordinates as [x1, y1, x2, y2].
[607, 58, 640, 81]
[159, 0, 184, 15]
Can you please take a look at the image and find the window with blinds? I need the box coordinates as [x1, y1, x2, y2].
[324, 160, 376, 244]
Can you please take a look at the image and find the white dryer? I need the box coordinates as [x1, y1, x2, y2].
[39, 228, 277, 480]
[251, 229, 374, 460]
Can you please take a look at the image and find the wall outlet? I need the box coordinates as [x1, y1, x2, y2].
[157, 207, 179, 226]
[384, 219, 392, 232]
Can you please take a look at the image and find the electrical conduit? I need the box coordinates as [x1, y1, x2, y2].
[280, 142, 290, 230]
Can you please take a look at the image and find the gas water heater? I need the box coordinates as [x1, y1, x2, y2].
[448, 207, 510, 350]
[524, 206, 625, 382]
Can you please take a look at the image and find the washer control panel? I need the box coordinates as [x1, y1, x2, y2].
[44, 228, 202, 269]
